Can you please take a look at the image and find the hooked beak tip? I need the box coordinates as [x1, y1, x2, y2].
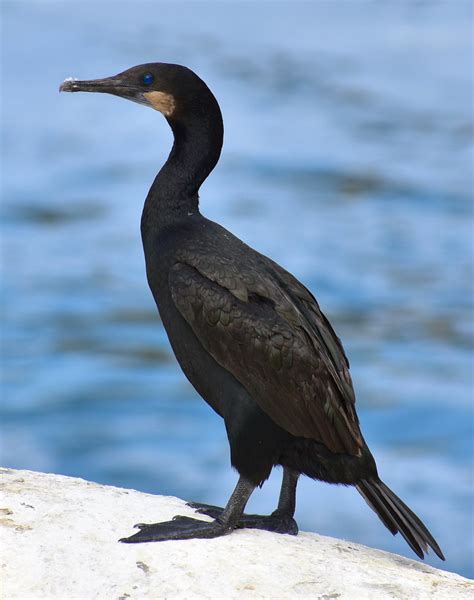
[59, 78, 78, 93]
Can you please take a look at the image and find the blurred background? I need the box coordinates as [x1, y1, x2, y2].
[1, 0, 473, 578]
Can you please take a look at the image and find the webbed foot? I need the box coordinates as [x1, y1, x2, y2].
[186, 501, 224, 519]
[187, 501, 298, 535]
[119, 515, 230, 543]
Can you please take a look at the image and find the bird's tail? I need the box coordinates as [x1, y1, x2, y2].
[356, 478, 445, 561]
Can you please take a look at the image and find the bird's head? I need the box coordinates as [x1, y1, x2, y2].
[60, 62, 212, 120]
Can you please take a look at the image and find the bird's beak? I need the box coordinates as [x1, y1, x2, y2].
[59, 75, 147, 105]
[60, 74, 176, 116]
[60, 75, 123, 94]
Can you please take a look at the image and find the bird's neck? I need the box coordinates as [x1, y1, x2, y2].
[142, 104, 223, 230]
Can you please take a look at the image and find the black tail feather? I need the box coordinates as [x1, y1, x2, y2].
[356, 478, 445, 561]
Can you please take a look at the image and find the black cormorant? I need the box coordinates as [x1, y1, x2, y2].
[60, 63, 444, 560]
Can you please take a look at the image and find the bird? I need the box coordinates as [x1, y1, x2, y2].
[60, 62, 444, 561]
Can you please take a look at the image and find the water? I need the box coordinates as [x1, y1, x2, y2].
[2, 1, 473, 578]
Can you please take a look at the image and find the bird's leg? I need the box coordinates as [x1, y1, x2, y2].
[188, 468, 299, 535]
[238, 467, 299, 534]
[273, 467, 299, 517]
[119, 476, 255, 543]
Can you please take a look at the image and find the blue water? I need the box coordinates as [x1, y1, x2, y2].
[2, 1, 473, 578]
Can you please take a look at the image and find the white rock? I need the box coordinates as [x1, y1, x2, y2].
[1, 468, 472, 599]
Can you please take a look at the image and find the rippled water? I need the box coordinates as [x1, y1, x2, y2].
[2, 1, 473, 578]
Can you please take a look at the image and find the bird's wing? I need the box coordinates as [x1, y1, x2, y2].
[169, 254, 363, 456]
[263, 256, 356, 407]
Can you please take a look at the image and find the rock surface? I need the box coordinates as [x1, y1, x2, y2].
[1, 468, 472, 599]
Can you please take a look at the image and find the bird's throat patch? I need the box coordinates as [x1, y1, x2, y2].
[144, 91, 176, 116]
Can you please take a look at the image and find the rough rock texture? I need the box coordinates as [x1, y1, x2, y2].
[1, 469, 472, 599]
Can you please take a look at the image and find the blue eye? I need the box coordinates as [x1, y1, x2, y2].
[143, 73, 154, 85]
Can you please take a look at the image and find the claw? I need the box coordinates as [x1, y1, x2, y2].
[186, 501, 223, 511]
[186, 501, 224, 520]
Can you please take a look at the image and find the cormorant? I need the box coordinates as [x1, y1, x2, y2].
[60, 63, 444, 560]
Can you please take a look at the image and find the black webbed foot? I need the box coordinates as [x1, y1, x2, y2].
[186, 502, 298, 535]
[241, 511, 299, 535]
[119, 515, 230, 543]
[119, 475, 298, 543]
[186, 501, 224, 519]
